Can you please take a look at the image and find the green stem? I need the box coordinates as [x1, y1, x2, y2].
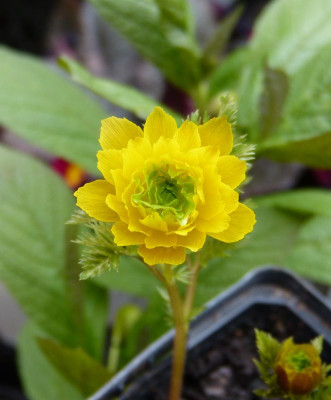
[183, 257, 201, 319]
[166, 279, 188, 400]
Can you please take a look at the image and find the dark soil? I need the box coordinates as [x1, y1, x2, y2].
[120, 305, 331, 400]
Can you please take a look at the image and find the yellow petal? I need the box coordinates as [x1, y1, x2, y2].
[197, 166, 224, 219]
[196, 210, 230, 233]
[177, 230, 206, 251]
[218, 155, 246, 189]
[111, 169, 129, 199]
[100, 117, 143, 150]
[74, 180, 117, 222]
[140, 212, 168, 232]
[144, 107, 177, 144]
[173, 120, 201, 151]
[106, 194, 128, 223]
[97, 149, 123, 183]
[138, 245, 186, 266]
[209, 203, 256, 243]
[112, 222, 145, 246]
[144, 232, 177, 249]
[198, 116, 233, 155]
[219, 182, 239, 214]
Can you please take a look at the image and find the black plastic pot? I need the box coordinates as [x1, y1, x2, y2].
[89, 267, 331, 400]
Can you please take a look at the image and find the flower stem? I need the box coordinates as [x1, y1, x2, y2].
[166, 279, 188, 400]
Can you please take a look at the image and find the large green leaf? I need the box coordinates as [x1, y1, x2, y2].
[256, 189, 331, 217]
[18, 323, 84, 400]
[0, 145, 107, 357]
[59, 56, 182, 122]
[236, 0, 331, 167]
[88, 0, 201, 90]
[38, 338, 111, 397]
[238, 0, 331, 131]
[0, 145, 76, 344]
[93, 256, 157, 299]
[0, 47, 106, 174]
[258, 46, 331, 166]
[286, 215, 331, 284]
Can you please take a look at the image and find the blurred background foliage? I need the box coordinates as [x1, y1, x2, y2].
[0, 0, 331, 398]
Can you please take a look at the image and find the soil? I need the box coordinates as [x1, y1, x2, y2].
[119, 304, 331, 400]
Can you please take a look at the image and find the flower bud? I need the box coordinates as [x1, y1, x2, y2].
[275, 338, 322, 395]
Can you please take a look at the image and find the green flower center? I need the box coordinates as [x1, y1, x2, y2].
[132, 167, 196, 225]
[287, 351, 312, 371]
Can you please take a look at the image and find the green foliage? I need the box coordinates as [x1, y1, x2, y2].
[18, 323, 84, 400]
[93, 255, 157, 298]
[107, 304, 143, 375]
[207, 47, 249, 98]
[237, 0, 331, 167]
[38, 338, 111, 397]
[59, 56, 181, 122]
[0, 145, 76, 345]
[0, 47, 106, 174]
[68, 210, 135, 280]
[203, 6, 243, 66]
[254, 330, 282, 399]
[256, 189, 331, 217]
[0, 146, 108, 399]
[259, 66, 289, 138]
[89, 0, 201, 90]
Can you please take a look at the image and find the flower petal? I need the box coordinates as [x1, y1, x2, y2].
[177, 230, 206, 251]
[208, 203, 256, 243]
[74, 180, 117, 222]
[173, 120, 201, 151]
[97, 149, 123, 183]
[198, 116, 233, 155]
[140, 212, 168, 232]
[106, 194, 129, 223]
[218, 155, 246, 189]
[144, 107, 177, 144]
[138, 245, 186, 266]
[196, 210, 230, 233]
[100, 117, 143, 150]
[219, 182, 239, 214]
[112, 222, 145, 246]
[144, 232, 177, 249]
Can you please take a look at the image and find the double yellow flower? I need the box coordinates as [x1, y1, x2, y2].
[75, 107, 255, 265]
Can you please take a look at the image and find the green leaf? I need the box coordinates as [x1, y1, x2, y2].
[38, 338, 111, 397]
[285, 215, 331, 285]
[88, 0, 202, 90]
[259, 66, 289, 138]
[311, 336, 324, 355]
[155, 0, 193, 33]
[203, 6, 243, 65]
[93, 255, 157, 299]
[0, 145, 108, 358]
[256, 189, 331, 217]
[238, 0, 331, 133]
[18, 323, 84, 400]
[0, 47, 106, 174]
[0, 145, 77, 345]
[207, 47, 248, 98]
[258, 45, 331, 167]
[59, 56, 182, 122]
[255, 329, 281, 367]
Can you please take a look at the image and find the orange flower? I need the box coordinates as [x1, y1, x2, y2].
[275, 338, 322, 395]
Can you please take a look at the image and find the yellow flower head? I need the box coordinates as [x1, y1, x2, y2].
[74, 107, 256, 266]
[275, 338, 322, 395]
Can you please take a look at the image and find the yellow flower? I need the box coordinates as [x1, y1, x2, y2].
[74, 107, 256, 266]
[275, 338, 322, 395]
